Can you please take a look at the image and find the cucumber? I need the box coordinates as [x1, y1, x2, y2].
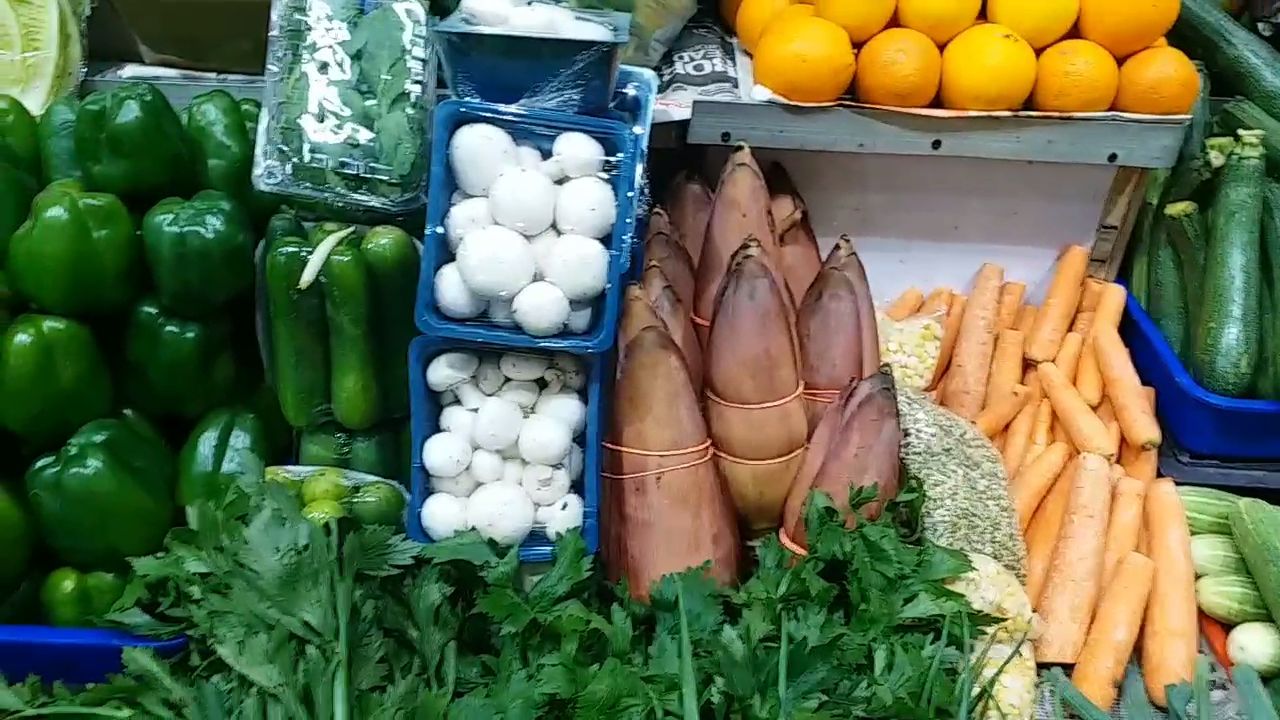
[1193, 130, 1265, 397]
[1216, 100, 1280, 176]
[320, 240, 381, 431]
[1232, 499, 1280, 627]
[1175, 0, 1280, 119]
[1165, 201, 1207, 344]
[298, 423, 351, 468]
[359, 227, 419, 420]
[1179, 485, 1240, 535]
[1191, 534, 1249, 577]
[348, 425, 400, 480]
[1148, 211, 1188, 354]
[1196, 574, 1270, 624]
[265, 236, 330, 428]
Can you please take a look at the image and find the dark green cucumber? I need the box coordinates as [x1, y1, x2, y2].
[321, 239, 381, 431]
[1174, 0, 1280, 120]
[359, 226, 419, 419]
[1148, 210, 1188, 355]
[1193, 130, 1266, 397]
[1165, 201, 1207, 344]
[265, 236, 330, 428]
[298, 423, 349, 467]
[1216, 99, 1280, 176]
[348, 425, 400, 479]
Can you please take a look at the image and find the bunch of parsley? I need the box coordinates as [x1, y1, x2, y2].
[0, 482, 1009, 719]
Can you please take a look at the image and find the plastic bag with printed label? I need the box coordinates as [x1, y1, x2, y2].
[876, 301, 945, 392]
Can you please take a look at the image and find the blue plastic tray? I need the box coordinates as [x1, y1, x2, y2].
[1122, 290, 1280, 461]
[0, 626, 187, 684]
[417, 99, 639, 353]
[610, 66, 657, 283]
[406, 335, 603, 562]
[434, 7, 631, 115]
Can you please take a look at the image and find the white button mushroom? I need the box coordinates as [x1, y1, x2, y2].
[501, 458, 526, 485]
[518, 414, 573, 466]
[566, 302, 593, 334]
[498, 352, 550, 381]
[528, 228, 559, 279]
[468, 448, 505, 484]
[421, 431, 473, 478]
[497, 380, 541, 410]
[536, 493, 584, 540]
[439, 389, 459, 406]
[474, 357, 507, 395]
[420, 492, 470, 541]
[439, 405, 479, 440]
[489, 167, 556, 237]
[457, 0, 513, 26]
[449, 123, 518, 196]
[521, 464, 571, 506]
[431, 468, 479, 498]
[533, 390, 587, 435]
[540, 234, 609, 302]
[500, 442, 523, 460]
[467, 481, 536, 546]
[512, 281, 570, 337]
[551, 132, 606, 178]
[426, 352, 480, 392]
[456, 225, 536, 299]
[454, 380, 487, 410]
[434, 262, 487, 319]
[472, 396, 525, 451]
[564, 443, 584, 482]
[450, 189, 471, 205]
[504, 3, 559, 33]
[487, 299, 516, 327]
[515, 142, 543, 170]
[444, 197, 493, 253]
[538, 157, 567, 182]
[555, 176, 616, 239]
[552, 353, 587, 391]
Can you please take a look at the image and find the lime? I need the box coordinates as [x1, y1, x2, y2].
[303, 499, 347, 524]
[11, 0, 61, 115]
[346, 482, 407, 527]
[301, 470, 350, 505]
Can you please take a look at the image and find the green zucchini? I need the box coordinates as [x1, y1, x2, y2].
[1148, 211, 1188, 355]
[1232, 499, 1280, 627]
[1259, 182, 1280, 399]
[265, 236, 330, 428]
[1193, 130, 1265, 397]
[1217, 99, 1280, 176]
[1165, 137, 1235, 207]
[1196, 574, 1271, 624]
[1128, 170, 1171, 306]
[1165, 201, 1207, 343]
[321, 239, 382, 431]
[1180, 485, 1241, 535]
[1174, 0, 1280, 121]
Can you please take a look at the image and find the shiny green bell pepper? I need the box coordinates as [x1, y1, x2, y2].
[37, 95, 83, 185]
[0, 94, 39, 177]
[177, 407, 269, 508]
[0, 483, 31, 597]
[0, 161, 36, 263]
[26, 414, 175, 570]
[184, 91, 277, 219]
[142, 190, 255, 318]
[40, 568, 126, 627]
[123, 299, 240, 420]
[0, 314, 113, 448]
[75, 82, 194, 200]
[6, 180, 142, 317]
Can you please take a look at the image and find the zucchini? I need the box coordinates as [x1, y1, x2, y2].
[1233, 499, 1280, 627]
[1196, 574, 1271, 624]
[1165, 201, 1207, 341]
[1179, 485, 1241, 535]
[1181, 63, 1211, 166]
[1259, 182, 1280, 400]
[1165, 136, 1235, 207]
[1192, 130, 1265, 398]
[1174, 0, 1280, 121]
[1216, 99, 1280, 175]
[1148, 211, 1188, 354]
[1128, 170, 1171, 306]
[1235, 664, 1280, 720]
[1190, 533, 1249, 577]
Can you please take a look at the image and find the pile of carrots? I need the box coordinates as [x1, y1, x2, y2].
[890, 247, 1198, 711]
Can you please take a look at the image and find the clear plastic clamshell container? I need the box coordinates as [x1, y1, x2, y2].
[254, 0, 438, 215]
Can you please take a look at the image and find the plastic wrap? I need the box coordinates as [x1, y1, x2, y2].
[876, 307, 944, 391]
[434, 2, 628, 113]
[417, 99, 639, 352]
[408, 336, 602, 562]
[296, 420, 410, 481]
[265, 465, 411, 528]
[254, 0, 437, 214]
[0, 0, 88, 115]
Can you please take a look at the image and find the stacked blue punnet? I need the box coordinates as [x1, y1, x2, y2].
[407, 56, 657, 561]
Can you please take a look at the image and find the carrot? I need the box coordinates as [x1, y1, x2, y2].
[1094, 282, 1128, 331]
[1141, 478, 1198, 707]
[1106, 420, 1122, 458]
[1035, 452, 1112, 664]
[1143, 386, 1155, 407]
[1102, 476, 1148, 584]
[1071, 552, 1155, 709]
[941, 265, 1004, 420]
[1094, 326, 1161, 449]
[1011, 441, 1071, 529]
[1051, 419, 1069, 446]
[1080, 277, 1105, 313]
[995, 281, 1026, 331]
[1015, 304, 1038, 334]
[1071, 310, 1095, 335]
[1076, 339, 1104, 408]
[1022, 366, 1041, 399]
[886, 287, 925, 320]
[1054, 331, 1085, 379]
[928, 295, 967, 389]
[984, 329, 1025, 411]
[1002, 399, 1038, 478]
[1021, 399, 1053, 471]
[1096, 397, 1115, 424]
[1025, 457, 1077, 607]
[1025, 245, 1090, 362]
[1199, 613, 1232, 671]
[919, 287, 953, 315]
[1110, 463, 1127, 485]
[1038, 361, 1114, 459]
[975, 384, 1031, 438]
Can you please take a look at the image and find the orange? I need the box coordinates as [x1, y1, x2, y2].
[814, 0, 896, 44]
[940, 23, 1037, 111]
[770, 3, 816, 28]
[1150, 36, 1169, 47]
[736, 0, 795, 53]
[1032, 39, 1120, 112]
[896, 0, 980, 45]
[754, 16, 856, 103]
[1114, 46, 1201, 115]
[854, 28, 942, 107]
[986, 0, 1079, 50]
[1078, 0, 1180, 59]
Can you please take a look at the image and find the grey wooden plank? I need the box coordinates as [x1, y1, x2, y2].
[687, 100, 1188, 169]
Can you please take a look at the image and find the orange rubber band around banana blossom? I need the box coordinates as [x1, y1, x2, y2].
[712, 443, 805, 466]
[690, 314, 711, 328]
[802, 387, 842, 404]
[599, 439, 714, 480]
[704, 382, 805, 410]
[778, 528, 809, 558]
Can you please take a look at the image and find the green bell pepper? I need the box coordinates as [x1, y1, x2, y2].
[26, 414, 175, 570]
[0, 270, 11, 336]
[124, 299, 240, 420]
[7, 180, 142, 317]
[37, 95, 83, 185]
[184, 91, 277, 220]
[40, 568, 126, 627]
[75, 82, 194, 201]
[177, 407, 269, 509]
[361, 226, 419, 418]
[0, 314, 113, 448]
[0, 483, 31, 596]
[0, 94, 40, 178]
[0, 161, 36, 264]
[142, 190, 256, 318]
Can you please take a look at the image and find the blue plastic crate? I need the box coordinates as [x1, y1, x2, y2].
[0, 626, 186, 684]
[406, 335, 603, 562]
[434, 6, 631, 115]
[611, 66, 657, 283]
[417, 99, 640, 353]
[1122, 290, 1280, 461]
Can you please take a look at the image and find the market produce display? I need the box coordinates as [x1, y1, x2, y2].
[721, 0, 1196, 112]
